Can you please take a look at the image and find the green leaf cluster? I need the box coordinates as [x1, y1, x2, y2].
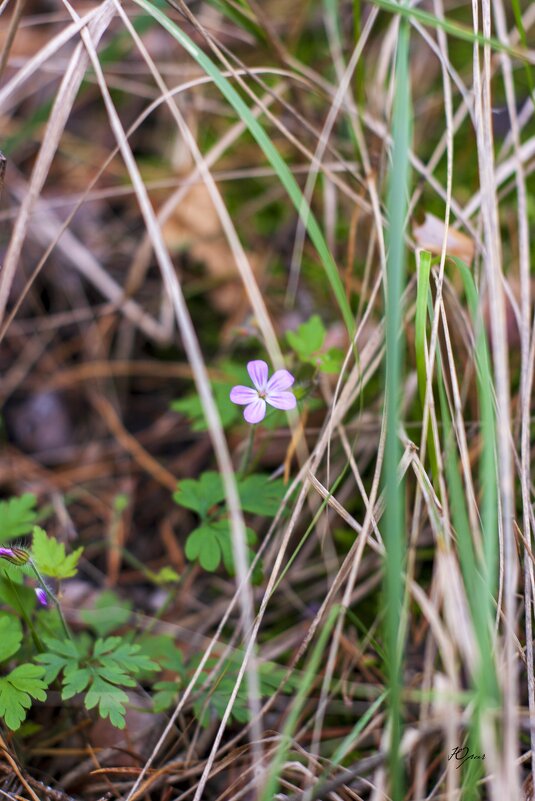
[189, 653, 297, 728]
[0, 613, 48, 730]
[174, 472, 285, 519]
[286, 315, 343, 374]
[37, 636, 158, 729]
[173, 471, 285, 574]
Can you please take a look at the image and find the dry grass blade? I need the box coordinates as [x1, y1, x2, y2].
[0, 0, 116, 327]
[472, 1, 519, 796]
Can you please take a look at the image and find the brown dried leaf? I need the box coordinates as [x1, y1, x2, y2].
[162, 182, 259, 314]
[413, 213, 475, 264]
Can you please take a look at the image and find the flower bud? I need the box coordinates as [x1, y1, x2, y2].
[0, 546, 30, 566]
[35, 588, 48, 607]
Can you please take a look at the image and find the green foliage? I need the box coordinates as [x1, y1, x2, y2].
[172, 381, 241, 431]
[79, 591, 133, 637]
[152, 679, 181, 713]
[0, 613, 24, 660]
[0, 664, 48, 730]
[0, 494, 38, 541]
[0, 612, 48, 731]
[0, 491, 295, 735]
[0, 497, 185, 733]
[286, 315, 325, 357]
[0, 573, 40, 616]
[31, 527, 83, 579]
[174, 472, 285, 521]
[37, 636, 159, 729]
[173, 472, 225, 517]
[148, 565, 180, 585]
[137, 634, 184, 674]
[192, 654, 296, 728]
[174, 471, 285, 575]
[237, 474, 286, 516]
[185, 520, 257, 573]
[286, 315, 343, 374]
[152, 649, 296, 728]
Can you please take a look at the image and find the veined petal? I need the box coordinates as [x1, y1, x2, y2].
[266, 390, 297, 411]
[247, 360, 268, 391]
[244, 398, 266, 424]
[266, 369, 295, 392]
[230, 386, 258, 405]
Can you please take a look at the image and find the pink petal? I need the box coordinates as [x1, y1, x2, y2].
[247, 360, 268, 392]
[243, 398, 266, 424]
[266, 369, 295, 392]
[230, 386, 258, 405]
[266, 390, 297, 411]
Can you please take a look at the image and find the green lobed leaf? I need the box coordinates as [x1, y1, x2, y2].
[31, 527, 83, 579]
[0, 664, 48, 730]
[286, 315, 325, 360]
[35, 650, 77, 683]
[37, 634, 162, 729]
[0, 613, 23, 662]
[95, 666, 137, 687]
[152, 679, 180, 713]
[93, 636, 122, 657]
[185, 518, 257, 574]
[0, 494, 38, 541]
[185, 525, 221, 571]
[96, 642, 158, 674]
[62, 666, 91, 699]
[137, 635, 184, 674]
[174, 470, 286, 522]
[84, 674, 129, 729]
[238, 475, 286, 517]
[173, 472, 225, 518]
[318, 348, 344, 374]
[79, 590, 132, 636]
[41, 636, 79, 659]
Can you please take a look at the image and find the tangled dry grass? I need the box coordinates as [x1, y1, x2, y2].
[0, 1, 534, 799]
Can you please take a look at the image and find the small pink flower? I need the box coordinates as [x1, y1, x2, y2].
[230, 360, 296, 424]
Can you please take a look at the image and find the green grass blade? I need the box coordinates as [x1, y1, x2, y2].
[258, 604, 340, 801]
[415, 249, 440, 490]
[448, 257, 498, 604]
[382, 16, 411, 801]
[368, 0, 532, 62]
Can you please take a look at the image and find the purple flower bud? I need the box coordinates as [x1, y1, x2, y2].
[35, 588, 48, 607]
[0, 546, 30, 565]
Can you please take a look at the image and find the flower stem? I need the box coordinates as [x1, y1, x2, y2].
[28, 559, 74, 644]
[239, 425, 255, 477]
